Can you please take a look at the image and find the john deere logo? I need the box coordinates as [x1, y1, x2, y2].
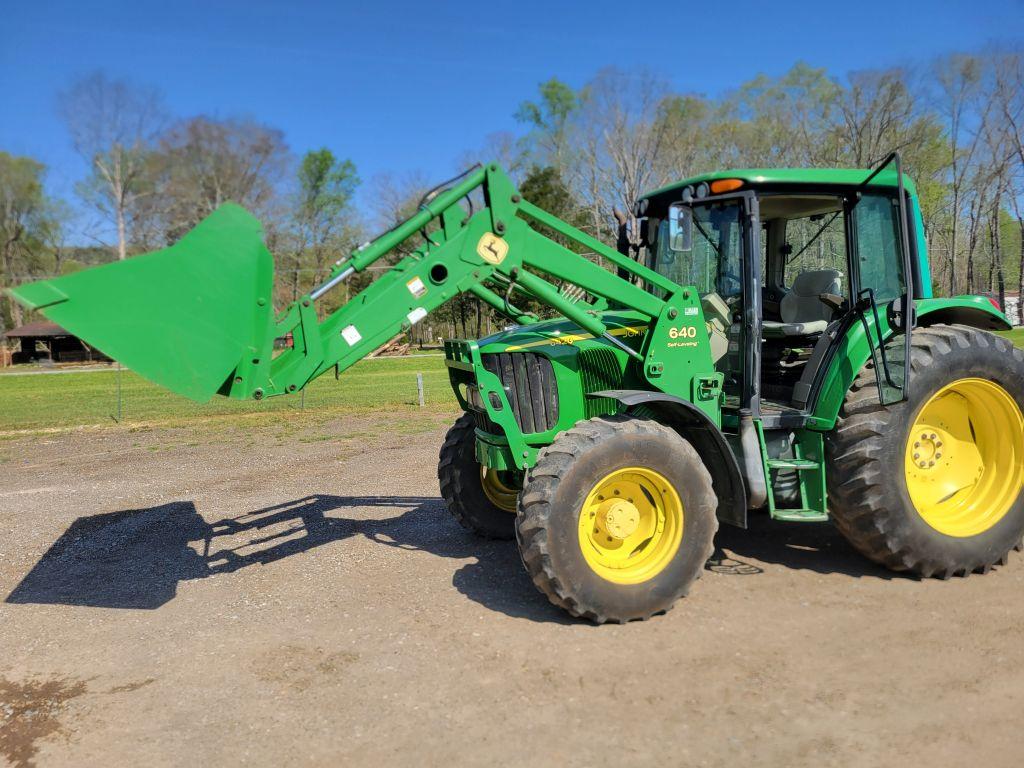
[477, 233, 509, 265]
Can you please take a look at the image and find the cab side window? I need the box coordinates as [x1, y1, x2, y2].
[782, 212, 847, 292]
[856, 193, 905, 302]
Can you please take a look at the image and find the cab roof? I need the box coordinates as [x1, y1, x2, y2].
[643, 167, 918, 200]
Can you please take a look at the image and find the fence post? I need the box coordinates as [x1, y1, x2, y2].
[115, 362, 123, 422]
[416, 373, 425, 407]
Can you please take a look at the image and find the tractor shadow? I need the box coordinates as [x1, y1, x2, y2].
[5, 495, 570, 623]
[708, 512, 904, 580]
[6, 497, 902, 620]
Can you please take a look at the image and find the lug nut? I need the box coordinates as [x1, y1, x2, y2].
[913, 453, 920, 460]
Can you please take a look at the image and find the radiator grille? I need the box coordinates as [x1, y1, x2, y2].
[578, 347, 623, 418]
[480, 352, 559, 434]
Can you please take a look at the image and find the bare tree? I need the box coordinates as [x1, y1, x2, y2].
[567, 69, 676, 246]
[933, 55, 987, 294]
[457, 131, 528, 183]
[993, 52, 1024, 322]
[153, 116, 289, 237]
[59, 72, 165, 260]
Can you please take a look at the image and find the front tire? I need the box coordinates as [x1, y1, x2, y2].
[827, 324, 1024, 577]
[516, 416, 718, 623]
[438, 413, 517, 540]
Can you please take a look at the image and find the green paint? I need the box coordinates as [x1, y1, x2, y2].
[11, 204, 274, 402]
[644, 167, 919, 200]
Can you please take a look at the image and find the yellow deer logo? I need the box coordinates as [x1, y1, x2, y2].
[476, 233, 509, 265]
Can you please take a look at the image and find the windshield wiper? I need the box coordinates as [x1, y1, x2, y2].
[691, 217, 721, 258]
[786, 210, 841, 265]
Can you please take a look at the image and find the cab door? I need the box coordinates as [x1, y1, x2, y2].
[851, 177, 915, 405]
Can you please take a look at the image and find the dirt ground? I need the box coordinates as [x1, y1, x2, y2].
[1, 412, 1022, 767]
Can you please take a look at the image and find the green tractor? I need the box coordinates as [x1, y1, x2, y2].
[12, 156, 1024, 623]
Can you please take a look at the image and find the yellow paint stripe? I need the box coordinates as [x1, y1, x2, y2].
[504, 324, 648, 352]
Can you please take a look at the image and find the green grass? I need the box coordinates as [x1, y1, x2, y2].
[0, 355, 455, 432]
[996, 328, 1024, 347]
[6, 329, 1023, 434]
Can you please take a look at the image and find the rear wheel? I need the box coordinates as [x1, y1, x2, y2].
[438, 413, 517, 540]
[516, 416, 718, 623]
[827, 324, 1024, 577]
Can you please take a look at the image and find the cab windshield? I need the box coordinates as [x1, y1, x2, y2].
[650, 199, 744, 300]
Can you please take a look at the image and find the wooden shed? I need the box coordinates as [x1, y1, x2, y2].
[2, 321, 111, 364]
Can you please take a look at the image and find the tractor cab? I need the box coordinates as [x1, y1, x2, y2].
[637, 167, 919, 426]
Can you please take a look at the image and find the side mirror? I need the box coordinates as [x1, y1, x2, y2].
[886, 294, 915, 333]
[667, 203, 692, 253]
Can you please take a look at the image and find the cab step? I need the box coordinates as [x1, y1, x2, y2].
[757, 425, 830, 523]
[765, 458, 818, 470]
[770, 508, 829, 523]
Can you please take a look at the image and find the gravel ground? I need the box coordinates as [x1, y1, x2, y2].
[1, 413, 1023, 767]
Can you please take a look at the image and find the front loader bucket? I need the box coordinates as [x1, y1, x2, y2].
[9, 204, 275, 402]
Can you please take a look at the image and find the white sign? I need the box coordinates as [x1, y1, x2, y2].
[406, 276, 427, 298]
[341, 325, 362, 346]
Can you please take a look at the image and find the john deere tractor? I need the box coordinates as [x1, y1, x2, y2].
[12, 155, 1024, 623]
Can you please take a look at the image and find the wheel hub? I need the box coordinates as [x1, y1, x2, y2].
[598, 499, 640, 540]
[577, 467, 684, 585]
[910, 429, 946, 469]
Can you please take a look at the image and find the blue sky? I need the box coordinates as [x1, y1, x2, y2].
[2, 0, 1021, 233]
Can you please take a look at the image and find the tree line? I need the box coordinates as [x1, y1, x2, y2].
[492, 53, 1024, 320]
[2, 49, 1024, 343]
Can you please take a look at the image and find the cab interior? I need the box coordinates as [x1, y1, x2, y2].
[757, 194, 849, 412]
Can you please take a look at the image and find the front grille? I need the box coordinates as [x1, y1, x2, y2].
[480, 352, 559, 434]
[579, 347, 623, 418]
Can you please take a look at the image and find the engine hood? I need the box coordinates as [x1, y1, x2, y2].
[476, 311, 650, 355]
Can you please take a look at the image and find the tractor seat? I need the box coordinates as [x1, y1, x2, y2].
[762, 269, 842, 338]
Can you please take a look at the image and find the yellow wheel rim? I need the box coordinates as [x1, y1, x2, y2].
[905, 378, 1024, 537]
[480, 467, 518, 513]
[577, 467, 684, 584]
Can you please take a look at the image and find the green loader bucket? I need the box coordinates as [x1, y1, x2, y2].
[8, 204, 275, 402]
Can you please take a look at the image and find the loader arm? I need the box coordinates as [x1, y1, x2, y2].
[251, 163, 681, 400]
[8, 164, 687, 403]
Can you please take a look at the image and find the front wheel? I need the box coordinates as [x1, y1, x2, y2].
[438, 413, 517, 540]
[827, 324, 1024, 577]
[516, 416, 718, 623]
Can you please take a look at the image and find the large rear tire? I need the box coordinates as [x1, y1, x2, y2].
[437, 412, 517, 540]
[516, 416, 718, 623]
[827, 324, 1024, 577]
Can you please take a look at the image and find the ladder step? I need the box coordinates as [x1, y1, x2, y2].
[771, 508, 829, 523]
[766, 458, 819, 470]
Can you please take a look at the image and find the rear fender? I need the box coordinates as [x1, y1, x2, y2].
[811, 296, 1012, 429]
